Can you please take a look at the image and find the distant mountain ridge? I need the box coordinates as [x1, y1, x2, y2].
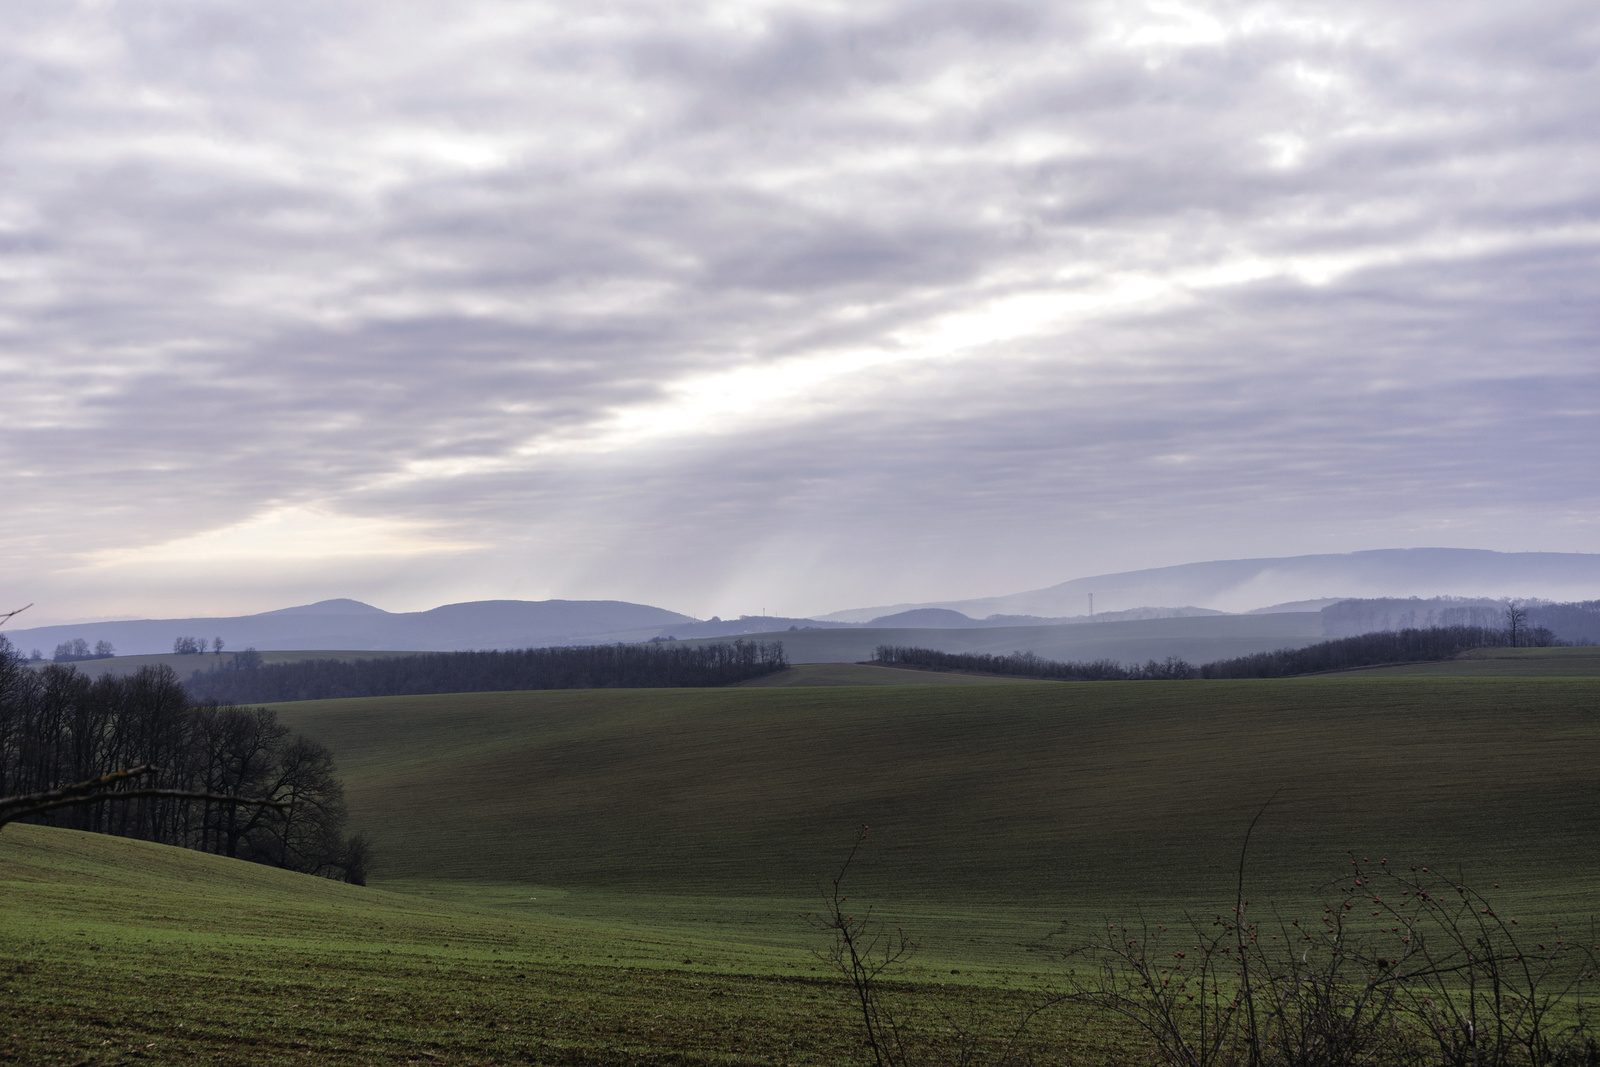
[861, 605, 1226, 628]
[650, 615, 857, 640]
[654, 604, 1230, 638]
[255, 599, 388, 616]
[10, 548, 1600, 660]
[4, 599, 694, 657]
[817, 549, 1600, 622]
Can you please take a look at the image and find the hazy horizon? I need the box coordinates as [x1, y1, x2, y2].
[10, 547, 1600, 631]
[4, 1, 1596, 623]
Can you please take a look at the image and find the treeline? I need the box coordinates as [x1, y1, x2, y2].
[1198, 624, 1552, 678]
[51, 637, 115, 662]
[1523, 599, 1600, 644]
[875, 623, 1563, 682]
[1322, 597, 1600, 643]
[0, 636, 366, 883]
[185, 640, 789, 704]
[872, 646, 1197, 680]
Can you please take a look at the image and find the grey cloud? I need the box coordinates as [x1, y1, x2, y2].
[2, 0, 1597, 618]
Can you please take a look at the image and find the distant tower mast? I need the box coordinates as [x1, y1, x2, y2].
[1088, 593, 1094, 618]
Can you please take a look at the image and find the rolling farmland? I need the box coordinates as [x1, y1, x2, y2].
[8, 668, 1600, 1064]
[271, 676, 1600, 928]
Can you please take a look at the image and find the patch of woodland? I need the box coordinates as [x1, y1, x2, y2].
[0, 635, 368, 883]
[1199, 623, 1561, 678]
[871, 646, 1199, 680]
[184, 639, 789, 704]
[874, 615, 1568, 682]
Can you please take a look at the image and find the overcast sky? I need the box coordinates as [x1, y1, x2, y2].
[3, 0, 1597, 623]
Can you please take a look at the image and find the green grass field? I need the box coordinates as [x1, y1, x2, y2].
[9, 672, 1600, 1064]
[267, 677, 1600, 929]
[1342, 645, 1600, 677]
[0, 825, 1112, 1065]
[735, 662, 1036, 686]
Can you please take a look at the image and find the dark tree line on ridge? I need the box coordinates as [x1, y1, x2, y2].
[874, 618, 1565, 681]
[0, 635, 367, 883]
[1197, 623, 1556, 678]
[871, 647, 1199, 680]
[185, 640, 789, 704]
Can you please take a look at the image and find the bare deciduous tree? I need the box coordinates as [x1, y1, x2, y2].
[0, 633, 368, 881]
[1504, 602, 1529, 647]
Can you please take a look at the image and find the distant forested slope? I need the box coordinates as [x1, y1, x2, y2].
[876, 623, 1562, 681]
[1196, 625, 1545, 678]
[185, 641, 788, 703]
[1322, 597, 1600, 642]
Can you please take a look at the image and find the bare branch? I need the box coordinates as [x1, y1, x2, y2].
[0, 764, 289, 830]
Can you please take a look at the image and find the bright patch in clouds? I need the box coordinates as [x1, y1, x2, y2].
[82, 508, 480, 571]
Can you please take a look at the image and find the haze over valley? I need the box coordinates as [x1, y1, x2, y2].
[11, 548, 1599, 665]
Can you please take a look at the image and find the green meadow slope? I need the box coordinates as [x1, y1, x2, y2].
[0, 825, 1103, 1065]
[1342, 646, 1600, 677]
[274, 677, 1600, 927]
[735, 662, 1036, 685]
[9, 675, 1600, 1064]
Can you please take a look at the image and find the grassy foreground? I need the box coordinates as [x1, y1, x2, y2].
[0, 824, 1115, 1066]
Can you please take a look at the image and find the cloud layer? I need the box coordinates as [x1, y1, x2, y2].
[3, 0, 1597, 621]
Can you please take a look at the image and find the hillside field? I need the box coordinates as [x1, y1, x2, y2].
[0, 825, 1121, 1065]
[8, 673, 1600, 1064]
[269, 676, 1600, 957]
[735, 662, 1037, 685]
[1344, 645, 1600, 677]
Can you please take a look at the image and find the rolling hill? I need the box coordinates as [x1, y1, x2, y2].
[819, 548, 1600, 621]
[0, 824, 953, 1065]
[10, 671, 1600, 1064]
[5, 598, 694, 657]
[273, 676, 1600, 922]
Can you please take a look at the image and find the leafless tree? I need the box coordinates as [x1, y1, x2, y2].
[2, 634, 367, 881]
[1504, 602, 1529, 648]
